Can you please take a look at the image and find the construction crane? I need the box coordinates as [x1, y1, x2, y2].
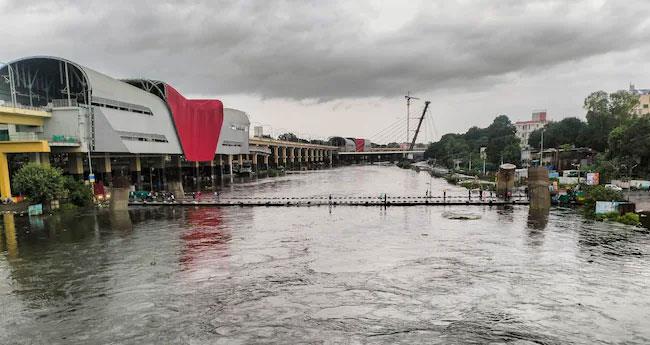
[409, 101, 431, 151]
[405, 91, 420, 143]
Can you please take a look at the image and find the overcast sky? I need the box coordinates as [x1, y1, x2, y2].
[2, 0, 649, 143]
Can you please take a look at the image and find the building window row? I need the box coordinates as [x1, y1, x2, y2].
[91, 96, 153, 115]
[118, 131, 168, 143]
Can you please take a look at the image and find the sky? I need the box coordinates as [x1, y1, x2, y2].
[2, 0, 650, 144]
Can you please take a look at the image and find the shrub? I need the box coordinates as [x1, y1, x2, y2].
[617, 212, 640, 226]
[63, 176, 94, 207]
[582, 185, 625, 217]
[12, 164, 65, 204]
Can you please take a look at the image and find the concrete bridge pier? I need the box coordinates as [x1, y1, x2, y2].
[208, 159, 216, 191]
[528, 167, 551, 210]
[227, 155, 234, 180]
[251, 153, 259, 172]
[281, 147, 287, 168]
[67, 152, 84, 180]
[296, 148, 303, 170]
[272, 146, 279, 168]
[289, 147, 295, 169]
[130, 155, 142, 190]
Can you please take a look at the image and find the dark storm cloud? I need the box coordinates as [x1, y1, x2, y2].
[2, 0, 649, 100]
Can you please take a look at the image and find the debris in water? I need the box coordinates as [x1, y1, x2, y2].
[442, 211, 481, 220]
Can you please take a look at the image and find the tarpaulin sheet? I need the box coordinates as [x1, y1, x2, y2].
[165, 84, 223, 162]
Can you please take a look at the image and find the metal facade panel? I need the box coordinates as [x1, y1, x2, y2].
[217, 108, 250, 155]
[81, 67, 182, 154]
[92, 108, 130, 152]
[94, 107, 182, 154]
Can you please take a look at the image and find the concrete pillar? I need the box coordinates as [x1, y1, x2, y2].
[130, 155, 142, 190]
[281, 146, 287, 165]
[289, 147, 295, 164]
[217, 154, 224, 178]
[238, 154, 244, 166]
[160, 155, 167, 191]
[67, 153, 84, 178]
[170, 155, 182, 180]
[209, 159, 216, 190]
[263, 154, 269, 170]
[273, 146, 279, 166]
[228, 155, 234, 176]
[110, 176, 130, 211]
[40, 153, 51, 167]
[28, 153, 41, 165]
[98, 153, 112, 186]
[528, 167, 551, 209]
[194, 161, 200, 191]
[496, 164, 516, 198]
[252, 153, 258, 171]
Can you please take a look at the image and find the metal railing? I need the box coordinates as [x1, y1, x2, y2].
[51, 99, 79, 108]
[0, 132, 42, 142]
[0, 101, 48, 112]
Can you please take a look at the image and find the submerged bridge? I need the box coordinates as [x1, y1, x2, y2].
[129, 194, 529, 207]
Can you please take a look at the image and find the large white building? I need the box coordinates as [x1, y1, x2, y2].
[515, 111, 548, 148]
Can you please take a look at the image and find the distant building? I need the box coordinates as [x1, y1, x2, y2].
[514, 111, 548, 148]
[629, 84, 650, 116]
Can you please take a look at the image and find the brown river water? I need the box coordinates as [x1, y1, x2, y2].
[1, 165, 649, 344]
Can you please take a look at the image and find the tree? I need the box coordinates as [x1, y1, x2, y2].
[278, 133, 299, 142]
[583, 90, 638, 152]
[528, 117, 588, 149]
[607, 116, 650, 177]
[425, 114, 520, 170]
[12, 164, 65, 204]
[484, 115, 520, 166]
[63, 176, 94, 207]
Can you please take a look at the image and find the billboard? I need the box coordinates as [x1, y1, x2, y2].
[586, 172, 600, 186]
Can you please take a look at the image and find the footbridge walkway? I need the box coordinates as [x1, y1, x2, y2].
[129, 194, 529, 207]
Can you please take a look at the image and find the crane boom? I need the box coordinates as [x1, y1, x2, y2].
[409, 101, 430, 151]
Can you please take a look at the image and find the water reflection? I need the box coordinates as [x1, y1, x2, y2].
[496, 205, 515, 223]
[108, 211, 133, 232]
[526, 208, 549, 247]
[180, 207, 230, 270]
[3, 213, 17, 258]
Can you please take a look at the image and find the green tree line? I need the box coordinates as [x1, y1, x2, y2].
[424, 115, 520, 172]
[425, 89, 649, 178]
[528, 90, 650, 179]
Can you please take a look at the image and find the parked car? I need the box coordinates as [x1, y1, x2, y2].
[605, 184, 623, 192]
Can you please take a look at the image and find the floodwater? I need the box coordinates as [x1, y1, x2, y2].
[1, 165, 649, 344]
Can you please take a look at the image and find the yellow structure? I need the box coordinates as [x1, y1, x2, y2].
[0, 105, 51, 198]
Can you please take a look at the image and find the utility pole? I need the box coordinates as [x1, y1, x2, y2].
[468, 152, 472, 171]
[405, 92, 419, 144]
[480, 147, 486, 175]
[539, 128, 544, 167]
